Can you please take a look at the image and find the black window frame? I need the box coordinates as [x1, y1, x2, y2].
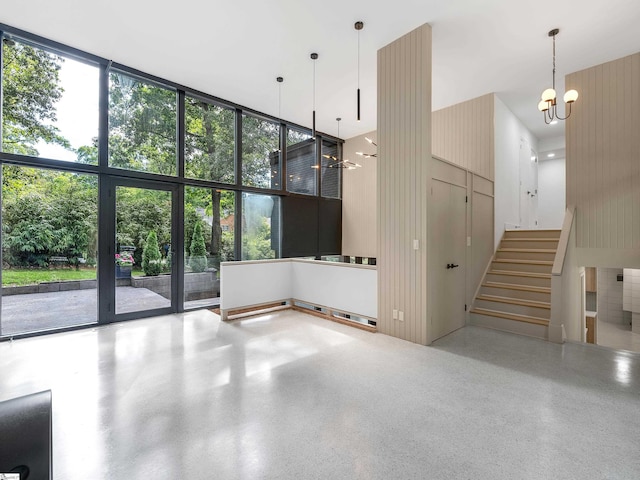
[0, 21, 343, 340]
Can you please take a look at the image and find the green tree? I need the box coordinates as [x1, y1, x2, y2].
[2, 190, 55, 267]
[242, 219, 274, 260]
[142, 230, 162, 276]
[2, 40, 71, 155]
[2, 167, 97, 268]
[108, 72, 177, 175]
[189, 222, 208, 273]
[184, 100, 235, 268]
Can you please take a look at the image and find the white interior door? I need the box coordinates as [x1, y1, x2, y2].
[430, 179, 467, 341]
[519, 143, 539, 228]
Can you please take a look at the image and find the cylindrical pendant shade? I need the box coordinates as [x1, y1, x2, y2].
[312, 110, 316, 138]
[357, 88, 361, 122]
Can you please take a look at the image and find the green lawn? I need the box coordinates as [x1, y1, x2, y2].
[2, 268, 97, 286]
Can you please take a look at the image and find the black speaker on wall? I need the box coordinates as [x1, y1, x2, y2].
[280, 196, 342, 258]
[281, 196, 319, 258]
[318, 198, 342, 255]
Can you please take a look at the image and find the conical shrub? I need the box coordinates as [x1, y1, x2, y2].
[189, 222, 208, 273]
[142, 230, 162, 276]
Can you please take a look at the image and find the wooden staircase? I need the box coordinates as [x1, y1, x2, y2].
[470, 229, 561, 339]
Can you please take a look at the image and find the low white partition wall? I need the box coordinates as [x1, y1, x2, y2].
[220, 259, 377, 323]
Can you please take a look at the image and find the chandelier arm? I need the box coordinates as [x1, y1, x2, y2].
[554, 102, 572, 121]
[545, 105, 554, 123]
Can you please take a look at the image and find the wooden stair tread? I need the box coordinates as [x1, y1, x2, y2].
[476, 294, 550, 309]
[500, 238, 560, 242]
[497, 248, 557, 253]
[504, 229, 561, 233]
[492, 259, 553, 265]
[482, 281, 550, 293]
[488, 270, 551, 279]
[470, 307, 550, 326]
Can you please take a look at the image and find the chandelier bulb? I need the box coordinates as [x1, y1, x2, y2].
[541, 88, 556, 102]
[563, 89, 579, 104]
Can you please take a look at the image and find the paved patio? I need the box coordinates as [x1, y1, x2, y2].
[1, 287, 170, 337]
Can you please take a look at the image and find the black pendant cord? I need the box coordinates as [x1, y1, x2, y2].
[311, 53, 318, 138]
[276, 76, 283, 150]
[313, 58, 316, 137]
[552, 31, 556, 92]
[355, 21, 363, 122]
[357, 27, 360, 121]
[277, 76, 283, 120]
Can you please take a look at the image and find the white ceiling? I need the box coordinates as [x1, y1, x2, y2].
[2, 0, 639, 142]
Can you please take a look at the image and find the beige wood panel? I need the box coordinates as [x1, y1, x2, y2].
[377, 23, 431, 344]
[566, 52, 640, 250]
[431, 156, 467, 187]
[471, 183, 495, 301]
[432, 94, 495, 180]
[474, 174, 494, 197]
[342, 132, 377, 258]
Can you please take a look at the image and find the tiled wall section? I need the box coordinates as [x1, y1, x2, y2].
[623, 268, 640, 313]
[597, 268, 624, 324]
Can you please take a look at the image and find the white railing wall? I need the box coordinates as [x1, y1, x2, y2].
[220, 259, 377, 321]
[549, 206, 581, 343]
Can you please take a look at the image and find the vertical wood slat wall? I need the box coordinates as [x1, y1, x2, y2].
[342, 132, 378, 258]
[566, 52, 640, 249]
[432, 94, 495, 181]
[377, 24, 431, 344]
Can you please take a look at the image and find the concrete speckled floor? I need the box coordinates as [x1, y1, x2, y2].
[1, 309, 639, 479]
[597, 319, 640, 353]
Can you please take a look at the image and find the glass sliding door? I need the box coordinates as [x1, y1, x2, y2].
[184, 186, 235, 309]
[1, 165, 98, 336]
[114, 183, 174, 315]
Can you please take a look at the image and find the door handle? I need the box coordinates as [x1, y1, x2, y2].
[446, 263, 460, 269]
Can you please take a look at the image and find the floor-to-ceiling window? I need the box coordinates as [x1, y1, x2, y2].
[0, 23, 341, 338]
[184, 186, 235, 308]
[242, 192, 280, 260]
[1, 166, 99, 336]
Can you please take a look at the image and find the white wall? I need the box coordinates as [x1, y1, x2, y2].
[539, 135, 565, 153]
[538, 157, 566, 228]
[493, 96, 539, 247]
[597, 267, 624, 324]
[291, 261, 377, 318]
[220, 259, 292, 309]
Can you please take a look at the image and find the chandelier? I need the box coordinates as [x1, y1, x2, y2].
[316, 118, 361, 169]
[537, 28, 578, 124]
[356, 137, 377, 158]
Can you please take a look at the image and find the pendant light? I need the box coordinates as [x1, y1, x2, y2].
[276, 76, 283, 119]
[537, 28, 579, 124]
[310, 52, 318, 138]
[355, 21, 363, 122]
[276, 76, 283, 152]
